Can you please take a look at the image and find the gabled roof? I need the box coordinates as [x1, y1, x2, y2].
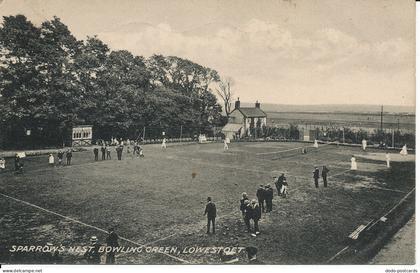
[235, 107, 267, 118]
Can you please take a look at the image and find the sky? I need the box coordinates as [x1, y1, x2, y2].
[0, 0, 415, 106]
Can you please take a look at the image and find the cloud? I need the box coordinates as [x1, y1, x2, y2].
[96, 18, 414, 105]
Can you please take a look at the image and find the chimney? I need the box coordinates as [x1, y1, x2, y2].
[255, 100, 260, 109]
[234, 97, 240, 109]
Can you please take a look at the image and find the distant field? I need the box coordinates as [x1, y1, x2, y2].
[0, 142, 415, 264]
[266, 111, 415, 132]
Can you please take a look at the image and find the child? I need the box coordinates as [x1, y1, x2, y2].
[161, 138, 167, 149]
[139, 146, 144, 157]
[48, 153, 55, 166]
[106, 146, 111, 159]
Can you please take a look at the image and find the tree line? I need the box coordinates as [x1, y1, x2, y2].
[0, 15, 225, 149]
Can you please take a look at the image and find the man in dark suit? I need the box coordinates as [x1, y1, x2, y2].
[66, 149, 72, 165]
[204, 197, 216, 234]
[101, 145, 106, 160]
[313, 167, 320, 188]
[93, 147, 99, 161]
[275, 174, 285, 196]
[243, 199, 252, 233]
[84, 236, 101, 264]
[256, 185, 265, 212]
[321, 166, 330, 187]
[264, 184, 274, 212]
[106, 228, 119, 264]
[240, 192, 249, 217]
[116, 145, 123, 160]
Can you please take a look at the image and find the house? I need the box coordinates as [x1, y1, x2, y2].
[72, 125, 93, 146]
[222, 98, 267, 139]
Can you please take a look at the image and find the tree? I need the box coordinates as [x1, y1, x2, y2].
[214, 77, 234, 117]
[0, 16, 224, 148]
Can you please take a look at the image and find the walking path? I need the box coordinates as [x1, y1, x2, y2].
[369, 216, 415, 265]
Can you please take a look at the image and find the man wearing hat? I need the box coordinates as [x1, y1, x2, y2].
[106, 228, 119, 264]
[93, 146, 99, 161]
[101, 145, 106, 160]
[313, 167, 320, 188]
[256, 185, 265, 213]
[204, 197, 217, 234]
[240, 192, 249, 217]
[274, 174, 286, 196]
[65, 149, 72, 165]
[243, 199, 253, 233]
[84, 236, 101, 264]
[321, 165, 330, 187]
[264, 184, 274, 212]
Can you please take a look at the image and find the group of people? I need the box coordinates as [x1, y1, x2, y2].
[46, 149, 73, 167]
[312, 166, 330, 188]
[83, 228, 120, 264]
[93, 140, 145, 161]
[204, 181, 286, 238]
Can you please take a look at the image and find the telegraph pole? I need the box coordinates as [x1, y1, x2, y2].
[380, 105, 383, 132]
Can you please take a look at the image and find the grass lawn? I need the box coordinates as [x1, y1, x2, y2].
[0, 142, 415, 264]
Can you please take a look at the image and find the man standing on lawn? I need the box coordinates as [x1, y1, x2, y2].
[275, 174, 286, 196]
[321, 166, 329, 187]
[264, 184, 273, 212]
[250, 199, 261, 236]
[84, 236, 101, 264]
[240, 192, 249, 217]
[66, 149, 72, 165]
[116, 145, 123, 160]
[204, 197, 216, 234]
[313, 167, 320, 188]
[57, 150, 64, 166]
[106, 227, 119, 264]
[93, 146, 99, 161]
[243, 199, 252, 233]
[256, 185, 265, 213]
[101, 145, 106, 160]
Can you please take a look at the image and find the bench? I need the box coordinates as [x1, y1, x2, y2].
[348, 224, 367, 240]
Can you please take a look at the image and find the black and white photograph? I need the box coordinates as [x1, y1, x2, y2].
[0, 0, 416, 272]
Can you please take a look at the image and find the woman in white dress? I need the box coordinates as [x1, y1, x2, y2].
[313, 139, 319, 148]
[362, 139, 367, 151]
[400, 144, 408, 156]
[224, 137, 230, 151]
[0, 157, 5, 172]
[351, 155, 357, 170]
[385, 152, 391, 168]
[48, 154, 55, 166]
